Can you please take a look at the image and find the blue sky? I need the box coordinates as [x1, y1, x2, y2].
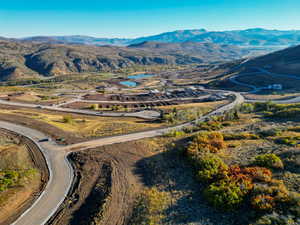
[1, 0, 300, 38]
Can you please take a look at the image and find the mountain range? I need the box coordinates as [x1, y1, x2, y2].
[12, 28, 300, 47]
[0, 40, 247, 80]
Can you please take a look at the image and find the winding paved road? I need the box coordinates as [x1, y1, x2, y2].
[1, 91, 243, 225]
[0, 121, 73, 225]
[229, 67, 300, 104]
[0, 93, 213, 120]
[0, 99, 161, 120]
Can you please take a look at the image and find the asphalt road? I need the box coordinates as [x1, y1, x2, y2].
[0, 93, 212, 120]
[2, 91, 243, 225]
[0, 99, 161, 120]
[229, 67, 300, 95]
[0, 121, 73, 225]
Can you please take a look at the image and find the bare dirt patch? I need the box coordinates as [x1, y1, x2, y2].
[48, 140, 154, 225]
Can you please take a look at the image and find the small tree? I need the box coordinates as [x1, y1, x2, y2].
[90, 104, 99, 110]
[62, 115, 74, 124]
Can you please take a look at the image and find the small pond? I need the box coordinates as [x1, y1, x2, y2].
[127, 73, 155, 79]
[120, 73, 156, 87]
[120, 81, 137, 87]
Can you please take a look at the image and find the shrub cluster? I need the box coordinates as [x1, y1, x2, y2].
[204, 177, 250, 210]
[0, 169, 35, 192]
[253, 102, 300, 120]
[254, 154, 284, 169]
[187, 132, 226, 154]
[275, 136, 299, 146]
[62, 115, 75, 124]
[0, 170, 20, 192]
[223, 132, 259, 141]
[164, 129, 185, 137]
[130, 187, 170, 225]
[195, 154, 228, 182]
[203, 165, 272, 210]
[258, 128, 282, 138]
[239, 103, 255, 113]
[196, 121, 224, 131]
[185, 130, 299, 222]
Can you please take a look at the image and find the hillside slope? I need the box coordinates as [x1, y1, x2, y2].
[243, 44, 300, 75]
[0, 40, 246, 80]
[128, 41, 248, 63]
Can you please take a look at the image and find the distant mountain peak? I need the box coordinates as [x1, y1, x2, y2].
[4, 28, 300, 47]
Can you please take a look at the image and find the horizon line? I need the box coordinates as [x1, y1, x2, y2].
[2, 26, 300, 39]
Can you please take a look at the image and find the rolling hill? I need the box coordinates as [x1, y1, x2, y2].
[242, 44, 300, 75]
[22, 35, 131, 46]
[0, 40, 247, 80]
[128, 41, 248, 63]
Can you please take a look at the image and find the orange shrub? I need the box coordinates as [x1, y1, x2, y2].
[188, 132, 227, 154]
[243, 167, 273, 182]
[251, 194, 275, 211]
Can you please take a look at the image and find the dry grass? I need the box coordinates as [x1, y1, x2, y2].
[0, 109, 166, 138]
[244, 93, 299, 100]
[157, 100, 228, 112]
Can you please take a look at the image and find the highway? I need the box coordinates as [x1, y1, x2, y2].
[1, 91, 243, 225]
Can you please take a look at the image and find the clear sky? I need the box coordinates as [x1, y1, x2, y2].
[1, 0, 300, 38]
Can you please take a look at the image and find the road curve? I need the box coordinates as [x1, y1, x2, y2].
[0, 121, 72, 225]
[228, 67, 300, 94]
[3, 91, 243, 225]
[245, 96, 300, 104]
[0, 99, 160, 120]
[0, 94, 211, 120]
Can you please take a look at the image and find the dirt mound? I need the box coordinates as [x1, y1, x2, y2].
[48, 141, 151, 225]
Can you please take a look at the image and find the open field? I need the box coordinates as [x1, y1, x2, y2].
[0, 100, 227, 142]
[0, 107, 167, 140]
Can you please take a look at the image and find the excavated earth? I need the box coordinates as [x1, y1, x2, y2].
[47, 141, 152, 225]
